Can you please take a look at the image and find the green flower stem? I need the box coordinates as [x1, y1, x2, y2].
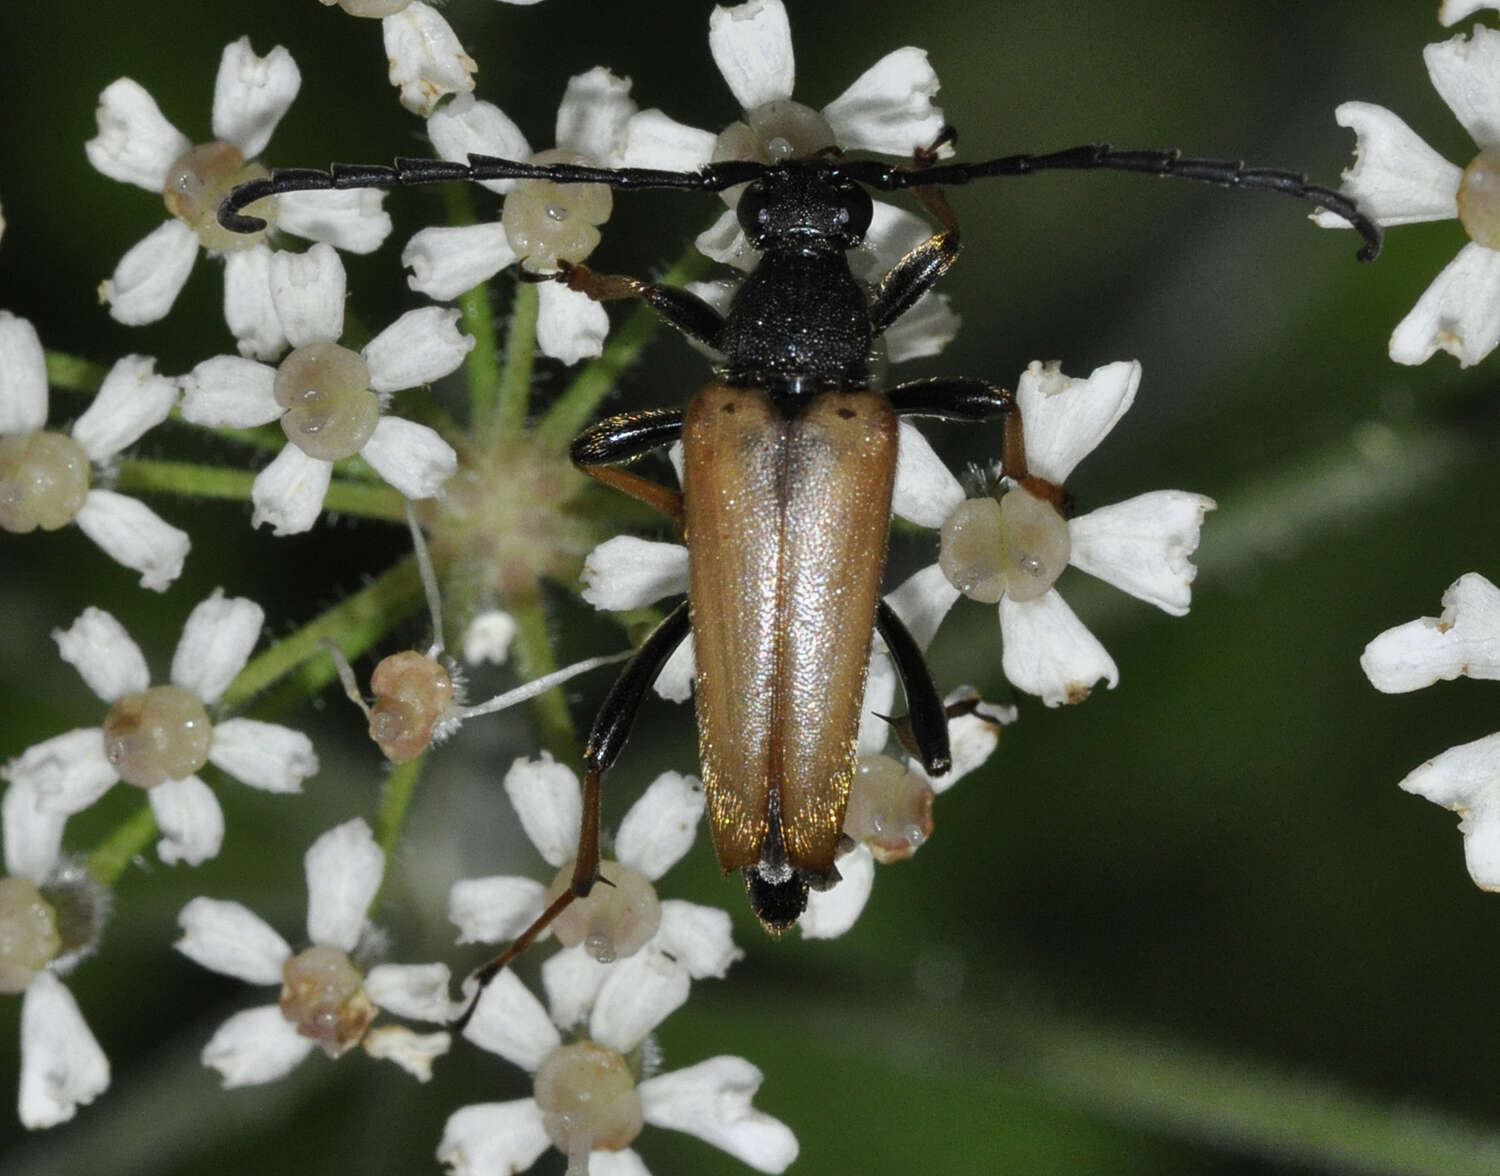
[45, 350, 107, 394]
[533, 245, 712, 454]
[85, 804, 157, 888]
[113, 459, 406, 521]
[509, 588, 583, 771]
[493, 280, 539, 444]
[439, 183, 504, 431]
[371, 754, 425, 908]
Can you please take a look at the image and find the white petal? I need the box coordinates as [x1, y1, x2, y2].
[654, 633, 696, 703]
[588, 948, 690, 1053]
[556, 66, 635, 163]
[0, 312, 49, 434]
[1, 774, 65, 883]
[171, 590, 264, 704]
[462, 968, 562, 1069]
[1067, 491, 1215, 616]
[174, 896, 292, 982]
[920, 693, 1014, 793]
[252, 444, 333, 535]
[1440, 0, 1499, 26]
[621, 109, 717, 170]
[150, 775, 225, 865]
[270, 243, 346, 346]
[209, 718, 318, 793]
[70, 355, 177, 462]
[590, 1149, 651, 1176]
[18, 973, 109, 1129]
[541, 946, 608, 1031]
[365, 962, 458, 1022]
[615, 772, 705, 880]
[1310, 103, 1460, 228]
[3, 729, 116, 818]
[709, 0, 795, 111]
[364, 306, 473, 391]
[1389, 240, 1500, 368]
[822, 47, 948, 157]
[503, 755, 581, 868]
[462, 609, 517, 666]
[74, 491, 190, 592]
[85, 78, 189, 191]
[999, 590, 1118, 706]
[53, 606, 148, 702]
[179, 354, 281, 427]
[224, 245, 286, 360]
[404, 222, 515, 300]
[427, 96, 529, 194]
[639, 1056, 799, 1172]
[211, 38, 300, 159]
[1426, 26, 1500, 148]
[891, 420, 964, 527]
[436, 1100, 551, 1176]
[1399, 731, 1500, 889]
[360, 416, 459, 500]
[536, 282, 609, 364]
[857, 650, 898, 755]
[277, 188, 392, 254]
[885, 563, 961, 651]
[383, 2, 477, 117]
[798, 843, 874, 939]
[654, 900, 742, 978]
[363, 1025, 450, 1081]
[1016, 359, 1140, 484]
[305, 818, 384, 951]
[695, 208, 757, 272]
[448, 875, 547, 944]
[582, 537, 691, 610]
[201, 1004, 314, 1087]
[100, 219, 198, 325]
[883, 292, 959, 364]
[1361, 573, 1500, 692]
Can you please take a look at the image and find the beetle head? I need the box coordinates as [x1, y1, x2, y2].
[735, 164, 873, 252]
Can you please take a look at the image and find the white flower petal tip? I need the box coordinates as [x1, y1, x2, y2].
[150, 775, 226, 866]
[536, 283, 609, 365]
[360, 417, 459, 502]
[1310, 103, 1460, 230]
[1361, 573, 1500, 693]
[383, 3, 477, 117]
[52, 606, 148, 703]
[171, 590, 264, 705]
[461, 610, 517, 666]
[365, 963, 459, 1023]
[1017, 359, 1141, 485]
[201, 1004, 313, 1088]
[269, 243, 346, 347]
[437, 1100, 552, 1176]
[461, 968, 561, 1071]
[75, 491, 190, 592]
[656, 900, 742, 979]
[0, 311, 48, 435]
[1389, 241, 1500, 368]
[503, 755, 582, 868]
[822, 47, 949, 157]
[208, 719, 318, 794]
[304, 819, 385, 953]
[1397, 731, 1500, 890]
[212, 38, 301, 161]
[252, 444, 333, 535]
[71, 355, 178, 463]
[640, 1055, 800, 1172]
[709, 0, 796, 112]
[364, 306, 473, 393]
[363, 1026, 450, 1082]
[1000, 591, 1119, 707]
[589, 948, 691, 1053]
[175, 897, 291, 984]
[85, 78, 190, 192]
[1068, 491, 1215, 617]
[582, 537, 690, 610]
[448, 875, 547, 945]
[1440, 0, 1499, 26]
[19, 973, 110, 1129]
[615, 772, 706, 880]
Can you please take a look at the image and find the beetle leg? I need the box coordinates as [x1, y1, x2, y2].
[874, 601, 951, 777]
[451, 601, 692, 1032]
[571, 408, 686, 527]
[867, 137, 964, 337]
[882, 694, 1005, 764]
[539, 260, 726, 350]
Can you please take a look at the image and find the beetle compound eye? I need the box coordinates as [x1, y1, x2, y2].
[274, 340, 381, 461]
[503, 149, 612, 272]
[163, 141, 276, 252]
[846, 755, 934, 863]
[279, 944, 375, 1057]
[938, 490, 1072, 605]
[0, 877, 61, 995]
[0, 431, 90, 534]
[533, 1040, 644, 1167]
[102, 685, 214, 789]
[324, 0, 410, 15]
[367, 650, 454, 763]
[1459, 146, 1500, 251]
[544, 860, 660, 964]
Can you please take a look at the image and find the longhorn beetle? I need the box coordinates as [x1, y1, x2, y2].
[222, 132, 1379, 1026]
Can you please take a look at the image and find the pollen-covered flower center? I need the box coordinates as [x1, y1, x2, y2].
[503, 148, 613, 272]
[367, 650, 453, 763]
[0, 431, 91, 534]
[0, 877, 61, 994]
[534, 1040, 644, 1165]
[544, 859, 660, 964]
[274, 341, 380, 461]
[279, 944, 375, 1057]
[163, 141, 277, 252]
[1458, 146, 1500, 250]
[712, 99, 837, 207]
[845, 755, 935, 864]
[102, 684, 213, 788]
[938, 489, 1071, 604]
[327, 0, 410, 16]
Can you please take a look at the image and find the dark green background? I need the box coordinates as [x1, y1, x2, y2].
[2, 2, 1498, 1173]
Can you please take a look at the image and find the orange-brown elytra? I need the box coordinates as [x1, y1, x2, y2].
[218, 120, 1381, 1027]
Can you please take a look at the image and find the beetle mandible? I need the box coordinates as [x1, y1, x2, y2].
[220, 121, 1380, 1026]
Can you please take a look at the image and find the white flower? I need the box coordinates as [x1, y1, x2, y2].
[1361, 573, 1500, 890]
[85, 37, 391, 357]
[887, 359, 1215, 707]
[177, 245, 467, 535]
[461, 609, 518, 666]
[1440, 1, 1500, 26]
[438, 960, 796, 1176]
[175, 818, 452, 1085]
[0, 778, 109, 1128]
[403, 67, 637, 364]
[379, 2, 478, 116]
[1314, 26, 1500, 367]
[618, 0, 958, 361]
[0, 312, 188, 590]
[448, 756, 740, 1032]
[1, 591, 318, 866]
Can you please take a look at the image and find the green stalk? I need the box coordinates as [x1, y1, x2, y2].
[45, 350, 107, 394]
[439, 183, 503, 431]
[493, 280, 539, 443]
[508, 588, 582, 770]
[114, 459, 406, 521]
[85, 805, 157, 888]
[370, 754, 425, 909]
